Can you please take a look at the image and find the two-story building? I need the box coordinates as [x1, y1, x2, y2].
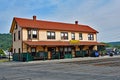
[10, 16, 103, 61]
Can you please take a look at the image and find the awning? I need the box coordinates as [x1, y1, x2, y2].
[23, 41, 105, 46]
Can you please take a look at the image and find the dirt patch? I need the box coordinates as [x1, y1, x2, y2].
[94, 61, 120, 67]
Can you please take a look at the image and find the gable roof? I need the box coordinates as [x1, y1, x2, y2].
[10, 16, 98, 33]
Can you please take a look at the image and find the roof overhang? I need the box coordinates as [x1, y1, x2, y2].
[23, 41, 105, 46]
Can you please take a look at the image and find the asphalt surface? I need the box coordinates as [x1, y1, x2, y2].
[0, 56, 120, 80]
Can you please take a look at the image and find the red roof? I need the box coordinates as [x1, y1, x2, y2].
[10, 16, 98, 33]
[23, 41, 104, 46]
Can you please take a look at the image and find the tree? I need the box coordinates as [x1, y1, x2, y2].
[0, 33, 12, 50]
[0, 49, 6, 57]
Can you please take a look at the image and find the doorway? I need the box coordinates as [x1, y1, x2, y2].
[31, 47, 36, 57]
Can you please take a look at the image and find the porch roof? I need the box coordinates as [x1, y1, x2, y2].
[23, 41, 105, 46]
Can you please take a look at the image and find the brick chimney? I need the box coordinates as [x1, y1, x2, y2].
[33, 15, 36, 20]
[75, 21, 78, 24]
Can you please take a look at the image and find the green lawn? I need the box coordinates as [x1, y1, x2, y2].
[0, 59, 9, 62]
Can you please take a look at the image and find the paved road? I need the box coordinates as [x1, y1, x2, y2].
[0, 57, 120, 80]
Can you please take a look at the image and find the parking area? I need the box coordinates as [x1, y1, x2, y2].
[0, 56, 120, 80]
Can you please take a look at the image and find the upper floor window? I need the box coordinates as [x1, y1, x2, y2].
[32, 30, 37, 39]
[18, 31, 20, 40]
[47, 31, 55, 39]
[61, 32, 68, 40]
[88, 34, 94, 40]
[79, 33, 83, 40]
[71, 33, 75, 40]
[28, 30, 31, 39]
[15, 24, 18, 30]
[27, 29, 38, 39]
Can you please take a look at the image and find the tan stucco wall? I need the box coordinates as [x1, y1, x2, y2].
[22, 43, 28, 53]
[39, 30, 47, 40]
[22, 29, 97, 42]
[37, 46, 44, 52]
[83, 46, 89, 50]
[22, 29, 27, 41]
[12, 24, 22, 53]
[93, 46, 97, 50]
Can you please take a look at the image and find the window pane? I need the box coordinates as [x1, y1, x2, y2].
[65, 33, 67, 36]
[33, 30, 37, 34]
[61, 33, 64, 36]
[79, 33, 82, 40]
[51, 32, 54, 36]
[47, 32, 50, 35]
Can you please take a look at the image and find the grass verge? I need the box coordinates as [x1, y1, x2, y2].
[0, 59, 9, 63]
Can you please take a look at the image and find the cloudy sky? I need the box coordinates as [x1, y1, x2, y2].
[0, 0, 120, 42]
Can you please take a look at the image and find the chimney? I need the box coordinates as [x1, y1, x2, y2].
[33, 15, 36, 20]
[75, 21, 78, 25]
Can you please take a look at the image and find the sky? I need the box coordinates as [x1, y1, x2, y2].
[0, 0, 120, 42]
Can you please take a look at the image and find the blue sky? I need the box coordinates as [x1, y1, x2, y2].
[0, 0, 120, 42]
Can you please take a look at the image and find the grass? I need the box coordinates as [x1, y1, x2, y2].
[0, 59, 9, 63]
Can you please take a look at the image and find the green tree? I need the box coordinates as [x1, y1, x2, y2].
[0, 33, 12, 50]
[0, 49, 6, 56]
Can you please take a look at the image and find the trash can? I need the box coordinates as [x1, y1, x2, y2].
[95, 51, 99, 57]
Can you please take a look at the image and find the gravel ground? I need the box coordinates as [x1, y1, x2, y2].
[0, 56, 120, 80]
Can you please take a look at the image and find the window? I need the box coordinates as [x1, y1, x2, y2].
[15, 24, 18, 29]
[32, 30, 37, 38]
[71, 33, 75, 40]
[47, 31, 55, 39]
[18, 31, 20, 40]
[79, 33, 83, 40]
[27, 29, 38, 39]
[14, 33, 16, 41]
[61, 32, 68, 40]
[28, 30, 31, 39]
[88, 34, 94, 40]
[14, 49, 16, 53]
[18, 48, 20, 53]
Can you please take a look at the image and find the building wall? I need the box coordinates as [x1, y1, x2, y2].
[12, 24, 22, 53]
[22, 29, 97, 42]
[22, 28, 27, 41]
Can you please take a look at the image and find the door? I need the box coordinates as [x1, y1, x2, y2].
[59, 47, 64, 59]
[48, 47, 56, 59]
[31, 47, 36, 57]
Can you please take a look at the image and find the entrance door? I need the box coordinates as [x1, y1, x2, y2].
[64, 47, 72, 58]
[59, 47, 64, 59]
[31, 47, 36, 57]
[48, 47, 56, 59]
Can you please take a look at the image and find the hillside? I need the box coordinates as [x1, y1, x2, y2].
[0, 33, 12, 50]
[108, 41, 120, 46]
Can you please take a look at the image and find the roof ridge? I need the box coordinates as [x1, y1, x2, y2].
[14, 17, 88, 27]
